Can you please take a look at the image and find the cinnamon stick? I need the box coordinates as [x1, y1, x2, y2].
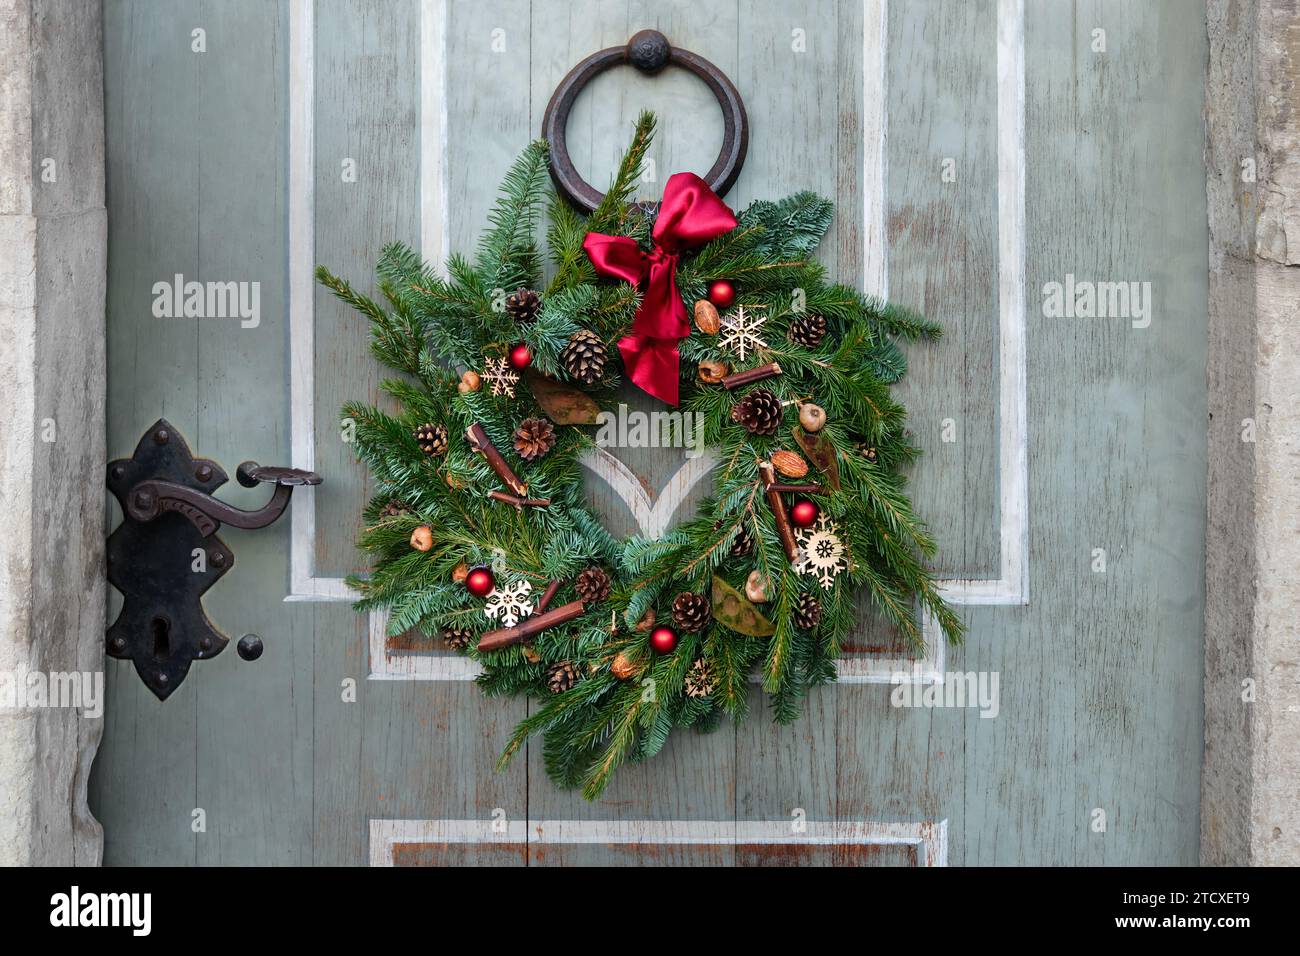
[769, 483, 828, 496]
[759, 461, 800, 563]
[487, 490, 551, 509]
[477, 599, 586, 653]
[536, 579, 561, 614]
[721, 362, 782, 390]
[466, 422, 527, 496]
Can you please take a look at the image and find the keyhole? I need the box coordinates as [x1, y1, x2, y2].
[150, 616, 171, 661]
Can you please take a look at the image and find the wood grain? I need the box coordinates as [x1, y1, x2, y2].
[93, 0, 1208, 867]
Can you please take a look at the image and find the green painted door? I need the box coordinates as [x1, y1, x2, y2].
[92, 0, 1207, 865]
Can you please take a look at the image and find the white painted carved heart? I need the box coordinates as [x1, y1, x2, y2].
[578, 447, 718, 539]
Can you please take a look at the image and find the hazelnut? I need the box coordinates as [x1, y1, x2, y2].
[798, 402, 827, 432]
[410, 525, 433, 552]
[697, 359, 731, 385]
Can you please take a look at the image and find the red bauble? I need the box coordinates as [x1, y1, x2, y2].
[508, 343, 533, 369]
[649, 626, 679, 655]
[707, 279, 736, 308]
[791, 499, 819, 528]
[465, 566, 495, 597]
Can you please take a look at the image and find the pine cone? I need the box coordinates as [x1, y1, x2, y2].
[730, 522, 755, 557]
[730, 388, 783, 437]
[505, 286, 541, 323]
[684, 658, 717, 699]
[714, 517, 755, 557]
[789, 313, 827, 348]
[793, 593, 822, 630]
[442, 626, 472, 651]
[382, 499, 410, 519]
[575, 566, 611, 604]
[414, 423, 448, 456]
[512, 416, 556, 461]
[671, 592, 711, 633]
[562, 329, 608, 386]
[546, 660, 582, 693]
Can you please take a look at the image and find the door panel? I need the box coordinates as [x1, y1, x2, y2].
[92, 0, 1207, 865]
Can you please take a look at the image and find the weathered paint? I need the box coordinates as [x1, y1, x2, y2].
[92, 0, 1207, 865]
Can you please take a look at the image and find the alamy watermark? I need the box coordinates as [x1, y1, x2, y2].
[890, 667, 1000, 719]
[1041, 273, 1152, 329]
[0, 669, 103, 718]
[50, 886, 150, 936]
[152, 273, 260, 328]
[595, 404, 705, 458]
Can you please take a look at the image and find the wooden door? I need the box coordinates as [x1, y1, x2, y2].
[92, 0, 1208, 866]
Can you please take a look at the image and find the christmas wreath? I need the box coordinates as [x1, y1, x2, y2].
[319, 114, 962, 798]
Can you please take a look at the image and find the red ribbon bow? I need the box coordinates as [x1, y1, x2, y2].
[582, 173, 737, 405]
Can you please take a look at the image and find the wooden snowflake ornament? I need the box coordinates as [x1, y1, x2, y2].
[718, 305, 768, 361]
[482, 356, 520, 398]
[483, 579, 535, 627]
[793, 513, 847, 590]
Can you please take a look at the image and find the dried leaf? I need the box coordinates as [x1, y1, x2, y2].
[793, 426, 841, 490]
[526, 372, 601, 424]
[711, 575, 775, 637]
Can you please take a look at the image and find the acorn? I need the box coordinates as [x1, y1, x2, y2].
[634, 608, 657, 632]
[798, 402, 827, 432]
[452, 562, 469, 584]
[694, 299, 722, 335]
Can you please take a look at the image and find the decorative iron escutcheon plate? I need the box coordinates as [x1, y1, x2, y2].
[106, 420, 233, 700]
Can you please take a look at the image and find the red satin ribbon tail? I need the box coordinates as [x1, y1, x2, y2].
[617, 334, 680, 407]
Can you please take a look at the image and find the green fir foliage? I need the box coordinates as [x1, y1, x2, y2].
[319, 114, 962, 799]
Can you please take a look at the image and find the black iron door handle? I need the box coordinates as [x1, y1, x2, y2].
[127, 463, 321, 536]
[105, 419, 322, 700]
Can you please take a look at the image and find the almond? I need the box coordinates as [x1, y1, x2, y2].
[770, 450, 809, 479]
[694, 299, 721, 335]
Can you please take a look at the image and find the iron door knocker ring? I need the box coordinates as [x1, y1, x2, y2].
[541, 29, 749, 212]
